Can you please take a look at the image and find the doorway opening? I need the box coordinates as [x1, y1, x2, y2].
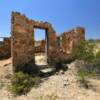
[34, 28, 47, 66]
[0, 37, 4, 42]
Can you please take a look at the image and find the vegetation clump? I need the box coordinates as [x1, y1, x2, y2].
[73, 40, 100, 88]
[10, 71, 40, 95]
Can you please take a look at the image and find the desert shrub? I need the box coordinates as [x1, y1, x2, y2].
[0, 80, 4, 89]
[73, 41, 100, 88]
[78, 70, 96, 89]
[73, 41, 97, 72]
[10, 72, 40, 95]
[93, 50, 100, 75]
[72, 41, 95, 62]
[78, 71, 89, 89]
[39, 93, 57, 100]
[80, 50, 100, 77]
[95, 50, 100, 60]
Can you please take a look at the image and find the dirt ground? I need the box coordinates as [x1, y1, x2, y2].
[0, 58, 100, 100]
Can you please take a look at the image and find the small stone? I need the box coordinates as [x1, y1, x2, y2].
[56, 72, 59, 75]
[59, 70, 65, 74]
[64, 83, 67, 87]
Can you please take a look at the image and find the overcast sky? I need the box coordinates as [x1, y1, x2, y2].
[0, 0, 100, 40]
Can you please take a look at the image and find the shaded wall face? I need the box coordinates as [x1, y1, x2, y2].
[0, 38, 11, 60]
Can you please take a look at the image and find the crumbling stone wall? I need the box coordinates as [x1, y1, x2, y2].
[11, 12, 58, 71]
[0, 37, 11, 59]
[58, 27, 85, 55]
[11, 12, 85, 71]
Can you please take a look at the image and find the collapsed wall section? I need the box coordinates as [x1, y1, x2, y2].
[58, 27, 85, 55]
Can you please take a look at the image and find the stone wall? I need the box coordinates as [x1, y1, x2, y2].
[11, 12, 58, 71]
[11, 12, 35, 71]
[0, 37, 11, 59]
[11, 12, 85, 71]
[58, 27, 85, 55]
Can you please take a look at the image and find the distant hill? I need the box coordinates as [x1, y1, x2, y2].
[88, 39, 100, 43]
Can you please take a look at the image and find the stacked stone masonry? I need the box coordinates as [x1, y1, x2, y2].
[0, 37, 11, 60]
[58, 27, 85, 54]
[0, 12, 85, 71]
[11, 12, 58, 71]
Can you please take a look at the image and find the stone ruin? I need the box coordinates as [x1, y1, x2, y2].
[0, 12, 85, 72]
[58, 27, 85, 55]
[35, 40, 46, 53]
[0, 37, 11, 60]
[11, 12, 58, 71]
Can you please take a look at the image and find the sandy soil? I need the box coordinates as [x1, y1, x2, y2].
[0, 58, 100, 100]
[35, 54, 47, 65]
[0, 58, 12, 76]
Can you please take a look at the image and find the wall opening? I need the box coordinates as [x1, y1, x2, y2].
[0, 38, 4, 42]
[34, 28, 47, 66]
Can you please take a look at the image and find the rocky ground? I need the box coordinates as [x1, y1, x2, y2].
[35, 53, 47, 66]
[0, 58, 100, 100]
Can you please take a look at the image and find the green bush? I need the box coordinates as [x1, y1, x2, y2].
[78, 73, 89, 89]
[0, 80, 4, 89]
[39, 93, 57, 100]
[78, 70, 96, 89]
[93, 50, 100, 75]
[10, 72, 40, 95]
[96, 50, 100, 60]
[72, 41, 95, 62]
[73, 41, 100, 88]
